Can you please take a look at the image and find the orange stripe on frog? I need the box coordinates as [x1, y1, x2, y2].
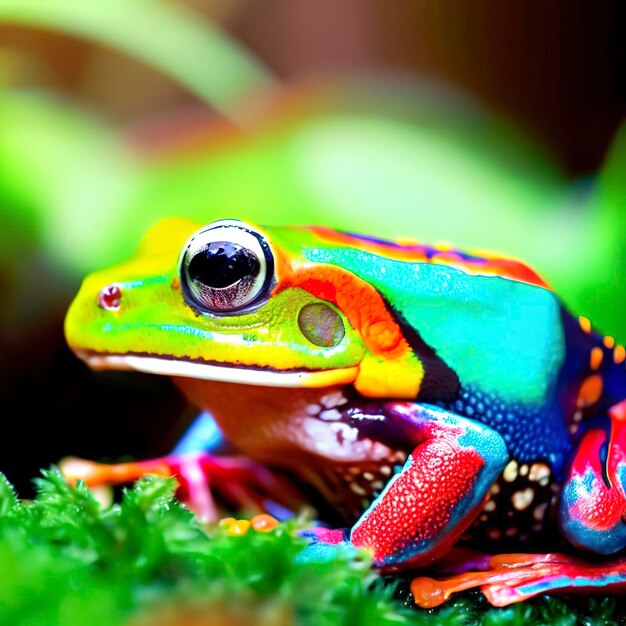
[275, 263, 411, 361]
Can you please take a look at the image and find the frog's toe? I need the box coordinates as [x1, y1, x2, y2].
[297, 527, 360, 563]
[411, 552, 626, 607]
[300, 526, 347, 544]
[60, 452, 308, 523]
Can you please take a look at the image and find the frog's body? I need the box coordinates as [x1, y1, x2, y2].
[65, 218, 626, 606]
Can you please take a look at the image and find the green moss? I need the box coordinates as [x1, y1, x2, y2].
[0, 470, 621, 626]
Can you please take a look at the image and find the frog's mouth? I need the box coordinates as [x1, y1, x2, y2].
[77, 350, 360, 389]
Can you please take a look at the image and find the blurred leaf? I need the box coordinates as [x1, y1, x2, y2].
[0, 0, 277, 125]
[0, 474, 18, 516]
[134, 86, 580, 280]
[588, 121, 626, 340]
[0, 90, 141, 269]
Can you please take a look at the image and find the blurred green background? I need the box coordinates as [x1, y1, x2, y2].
[0, 1, 624, 493]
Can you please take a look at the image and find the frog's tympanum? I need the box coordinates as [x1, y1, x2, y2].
[64, 219, 626, 606]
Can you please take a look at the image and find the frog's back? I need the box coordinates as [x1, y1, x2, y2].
[290, 228, 564, 404]
[292, 226, 550, 288]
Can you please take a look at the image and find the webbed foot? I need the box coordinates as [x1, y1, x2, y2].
[410, 551, 626, 607]
[60, 452, 307, 522]
[297, 526, 362, 563]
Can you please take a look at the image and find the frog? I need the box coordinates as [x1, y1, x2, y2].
[64, 217, 626, 606]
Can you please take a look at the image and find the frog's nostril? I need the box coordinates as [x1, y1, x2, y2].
[98, 284, 122, 311]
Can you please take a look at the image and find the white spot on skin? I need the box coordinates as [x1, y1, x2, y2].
[484, 500, 496, 512]
[350, 483, 367, 496]
[503, 461, 518, 482]
[301, 419, 392, 461]
[320, 391, 347, 409]
[371, 480, 384, 491]
[573, 410, 583, 423]
[305, 404, 321, 416]
[320, 409, 342, 421]
[380, 466, 392, 476]
[330, 422, 358, 444]
[363, 471, 375, 481]
[512, 488, 534, 510]
[391, 451, 408, 464]
[520, 464, 529, 477]
[529, 463, 551, 482]
[533, 502, 548, 521]
[490, 483, 500, 495]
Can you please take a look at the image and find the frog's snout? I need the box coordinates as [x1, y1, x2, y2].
[97, 284, 122, 311]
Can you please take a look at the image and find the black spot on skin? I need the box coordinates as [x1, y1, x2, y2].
[599, 438, 611, 489]
[381, 296, 460, 403]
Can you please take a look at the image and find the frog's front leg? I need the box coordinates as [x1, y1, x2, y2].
[350, 403, 509, 567]
[305, 404, 509, 567]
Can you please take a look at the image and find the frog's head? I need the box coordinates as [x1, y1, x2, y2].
[66, 218, 457, 403]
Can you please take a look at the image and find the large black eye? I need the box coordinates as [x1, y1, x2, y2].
[180, 220, 274, 313]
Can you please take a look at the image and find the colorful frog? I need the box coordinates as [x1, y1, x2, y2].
[64, 218, 626, 606]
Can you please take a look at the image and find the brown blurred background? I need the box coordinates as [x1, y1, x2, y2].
[1, 1, 623, 173]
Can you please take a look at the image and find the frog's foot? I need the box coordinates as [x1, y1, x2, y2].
[559, 399, 626, 554]
[297, 526, 363, 563]
[410, 551, 626, 607]
[60, 452, 306, 522]
[347, 403, 509, 568]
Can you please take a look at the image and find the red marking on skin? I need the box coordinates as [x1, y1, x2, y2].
[569, 429, 626, 531]
[608, 400, 626, 501]
[308, 527, 346, 545]
[351, 439, 485, 564]
[302, 227, 548, 288]
[97, 284, 122, 310]
[275, 264, 410, 359]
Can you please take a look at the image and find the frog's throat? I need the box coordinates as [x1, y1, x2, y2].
[78, 351, 359, 389]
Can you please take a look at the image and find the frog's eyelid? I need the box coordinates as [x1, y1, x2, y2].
[182, 221, 267, 270]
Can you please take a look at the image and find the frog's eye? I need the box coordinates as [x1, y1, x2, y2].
[179, 220, 274, 314]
